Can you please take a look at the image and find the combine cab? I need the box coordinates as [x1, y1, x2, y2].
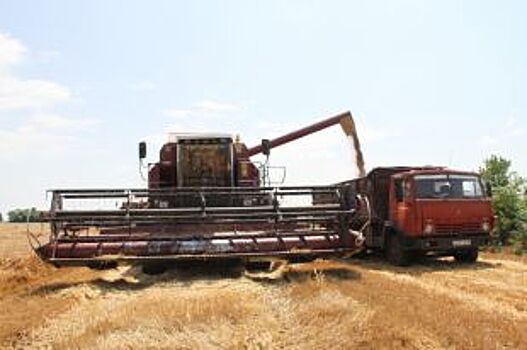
[31, 112, 370, 268]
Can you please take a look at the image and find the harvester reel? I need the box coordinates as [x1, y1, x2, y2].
[35, 186, 368, 267]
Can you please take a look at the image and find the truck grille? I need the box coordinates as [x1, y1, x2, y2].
[434, 222, 481, 234]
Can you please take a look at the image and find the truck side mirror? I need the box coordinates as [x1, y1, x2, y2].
[261, 139, 272, 157]
[139, 141, 147, 159]
[485, 182, 492, 197]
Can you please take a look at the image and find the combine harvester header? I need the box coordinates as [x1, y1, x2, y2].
[31, 112, 371, 268]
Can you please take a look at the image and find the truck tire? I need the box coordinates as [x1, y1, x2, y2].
[453, 248, 478, 263]
[386, 233, 411, 266]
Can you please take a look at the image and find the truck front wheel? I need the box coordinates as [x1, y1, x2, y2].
[386, 233, 411, 266]
[453, 248, 478, 263]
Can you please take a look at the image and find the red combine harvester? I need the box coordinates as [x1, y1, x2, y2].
[32, 112, 371, 268]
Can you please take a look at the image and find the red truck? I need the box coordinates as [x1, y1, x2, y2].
[339, 166, 494, 265]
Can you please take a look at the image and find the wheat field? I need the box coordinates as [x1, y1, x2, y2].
[1, 223, 526, 349]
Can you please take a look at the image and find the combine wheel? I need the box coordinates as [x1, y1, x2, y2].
[453, 248, 478, 263]
[385, 233, 411, 266]
[142, 263, 168, 275]
[87, 261, 117, 270]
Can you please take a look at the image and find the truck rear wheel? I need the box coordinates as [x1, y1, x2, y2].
[386, 233, 411, 266]
[453, 248, 478, 263]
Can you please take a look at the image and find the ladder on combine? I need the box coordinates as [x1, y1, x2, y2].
[31, 186, 369, 267]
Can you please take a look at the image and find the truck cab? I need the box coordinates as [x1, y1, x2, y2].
[388, 168, 493, 263]
[345, 167, 493, 265]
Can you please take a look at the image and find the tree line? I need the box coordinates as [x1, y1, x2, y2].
[480, 155, 526, 254]
[2, 208, 46, 223]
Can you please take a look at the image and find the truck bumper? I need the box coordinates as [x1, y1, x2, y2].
[401, 234, 489, 252]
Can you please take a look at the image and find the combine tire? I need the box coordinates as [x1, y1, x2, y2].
[453, 248, 478, 263]
[87, 261, 117, 270]
[386, 233, 411, 266]
[142, 263, 167, 275]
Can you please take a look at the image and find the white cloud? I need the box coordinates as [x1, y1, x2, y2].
[0, 32, 26, 67]
[30, 113, 98, 130]
[0, 31, 97, 159]
[0, 77, 71, 110]
[0, 114, 97, 158]
[0, 32, 71, 110]
[0, 123, 71, 157]
[162, 99, 242, 118]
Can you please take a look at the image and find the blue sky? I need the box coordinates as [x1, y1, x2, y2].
[0, 0, 525, 215]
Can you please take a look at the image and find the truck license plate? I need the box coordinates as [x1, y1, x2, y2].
[452, 239, 471, 247]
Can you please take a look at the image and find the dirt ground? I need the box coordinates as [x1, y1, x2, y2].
[0, 223, 526, 349]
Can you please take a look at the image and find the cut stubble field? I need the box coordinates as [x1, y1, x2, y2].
[0, 223, 526, 349]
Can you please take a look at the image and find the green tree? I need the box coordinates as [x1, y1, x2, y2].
[7, 208, 43, 223]
[480, 155, 512, 188]
[480, 155, 527, 252]
[0, 212, 3, 222]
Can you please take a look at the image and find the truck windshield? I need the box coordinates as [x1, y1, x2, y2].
[414, 174, 484, 199]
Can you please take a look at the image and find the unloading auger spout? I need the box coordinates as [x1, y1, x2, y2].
[246, 111, 366, 177]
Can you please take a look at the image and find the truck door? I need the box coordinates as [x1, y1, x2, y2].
[390, 177, 411, 233]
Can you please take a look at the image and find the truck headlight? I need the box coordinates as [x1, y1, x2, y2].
[424, 223, 434, 234]
[481, 222, 491, 232]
